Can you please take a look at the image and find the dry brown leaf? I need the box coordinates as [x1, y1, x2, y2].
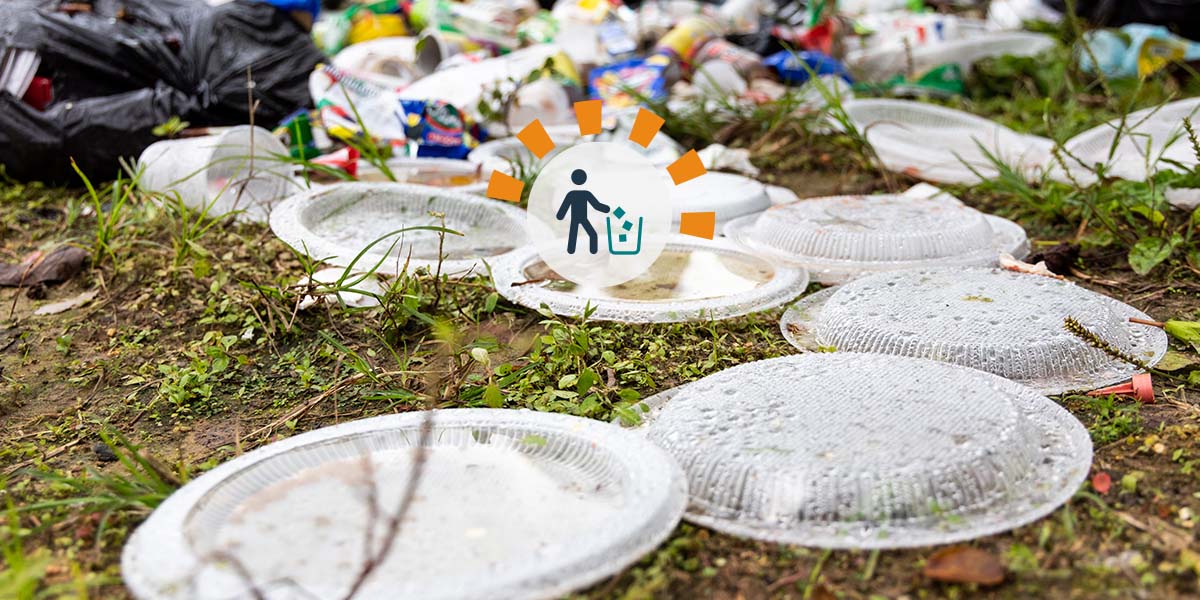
[923, 546, 1005, 586]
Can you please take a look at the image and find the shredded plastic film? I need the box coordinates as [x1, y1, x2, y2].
[639, 353, 1093, 548]
[123, 409, 687, 600]
[781, 268, 1168, 394]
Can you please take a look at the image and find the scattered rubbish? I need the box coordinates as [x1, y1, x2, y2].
[137, 126, 296, 223]
[295, 268, 387, 310]
[1078, 24, 1200, 79]
[33, 289, 99, 316]
[0, 246, 89, 288]
[725, 191, 1028, 284]
[1027, 243, 1081, 276]
[998, 252, 1063, 279]
[637, 353, 1092, 548]
[843, 99, 1054, 184]
[1092, 470, 1113, 494]
[0, 0, 323, 184]
[764, 50, 852, 85]
[695, 144, 760, 177]
[492, 238, 807, 323]
[270, 182, 526, 277]
[923, 547, 1006, 586]
[122, 409, 686, 600]
[781, 268, 1168, 394]
[1087, 373, 1156, 403]
[849, 31, 1056, 81]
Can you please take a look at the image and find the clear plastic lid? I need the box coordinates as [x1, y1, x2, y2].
[1059, 97, 1200, 183]
[724, 193, 1028, 283]
[843, 99, 1053, 184]
[639, 353, 1092, 549]
[123, 409, 686, 600]
[270, 182, 527, 277]
[781, 268, 1168, 394]
[670, 172, 770, 224]
[492, 238, 809, 322]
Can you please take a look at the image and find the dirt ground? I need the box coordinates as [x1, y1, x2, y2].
[1, 148, 1198, 599]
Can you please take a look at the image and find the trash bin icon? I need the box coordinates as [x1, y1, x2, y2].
[606, 206, 643, 255]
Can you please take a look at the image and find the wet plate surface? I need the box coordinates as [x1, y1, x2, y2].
[270, 182, 526, 277]
[637, 353, 1093, 549]
[724, 193, 1027, 284]
[492, 238, 808, 322]
[122, 409, 687, 600]
[781, 268, 1168, 394]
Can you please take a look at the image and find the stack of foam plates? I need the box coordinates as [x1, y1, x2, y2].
[671, 172, 771, 225]
[1057, 97, 1200, 183]
[637, 353, 1093, 549]
[723, 192, 1028, 284]
[270, 182, 526, 277]
[843, 99, 1054, 184]
[355, 157, 488, 194]
[492, 238, 808, 322]
[781, 268, 1168, 394]
[123, 409, 687, 600]
[848, 31, 1057, 81]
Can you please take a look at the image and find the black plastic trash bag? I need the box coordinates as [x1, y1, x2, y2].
[0, 0, 323, 184]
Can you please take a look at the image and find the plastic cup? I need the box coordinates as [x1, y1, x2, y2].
[137, 126, 294, 223]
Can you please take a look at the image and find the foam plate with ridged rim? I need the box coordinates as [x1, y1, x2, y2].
[842, 98, 1054, 184]
[492, 237, 809, 322]
[122, 409, 687, 600]
[637, 353, 1092, 549]
[1057, 97, 1200, 184]
[781, 268, 1167, 394]
[724, 193, 1028, 284]
[270, 182, 527, 277]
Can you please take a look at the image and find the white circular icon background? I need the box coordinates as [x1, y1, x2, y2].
[525, 142, 672, 287]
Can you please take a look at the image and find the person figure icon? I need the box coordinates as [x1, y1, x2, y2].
[556, 168, 611, 255]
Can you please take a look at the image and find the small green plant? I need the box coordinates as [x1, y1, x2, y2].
[71, 160, 138, 270]
[151, 116, 190, 138]
[154, 331, 246, 419]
